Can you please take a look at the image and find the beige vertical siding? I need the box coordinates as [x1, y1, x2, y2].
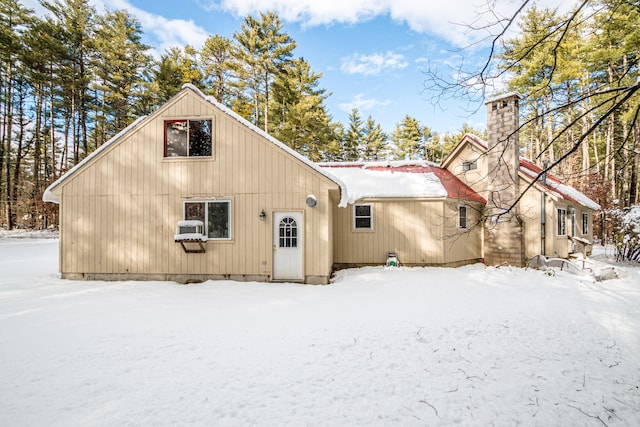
[520, 183, 545, 260]
[332, 198, 483, 267]
[444, 140, 488, 197]
[54, 90, 339, 282]
[519, 178, 597, 260]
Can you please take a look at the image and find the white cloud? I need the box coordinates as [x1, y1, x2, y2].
[339, 94, 391, 112]
[22, 0, 210, 56]
[340, 51, 408, 76]
[104, 0, 210, 53]
[210, 0, 538, 47]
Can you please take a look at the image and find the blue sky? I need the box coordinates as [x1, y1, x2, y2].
[25, 0, 545, 136]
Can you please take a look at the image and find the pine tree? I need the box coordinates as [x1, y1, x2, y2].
[270, 58, 338, 161]
[233, 11, 296, 132]
[392, 115, 424, 160]
[0, 0, 33, 228]
[21, 17, 57, 210]
[41, 0, 97, 166]
[93, 9, 151, 147]
[421, 125, 441, 162]
[151, 54, 182, 104]
[201, 34, 237, 105]
[361, 116, 388, 160]
[342, 108, 363, 161]
[496, 0, 640, 215]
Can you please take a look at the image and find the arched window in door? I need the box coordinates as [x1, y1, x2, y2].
[279, 217, 298, 248]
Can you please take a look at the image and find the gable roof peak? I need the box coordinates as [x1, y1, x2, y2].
[44, 84, 349, 207]
[181, 84, 348, 207]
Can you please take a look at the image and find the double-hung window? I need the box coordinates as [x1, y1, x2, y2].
[458, 205, 468, 229]
[557, 208, 567, 236]
[184, 200, 232, 240]
[582, 212, 588, 235]
[354, 204, 373, 230]
[165, 119, 212, 157]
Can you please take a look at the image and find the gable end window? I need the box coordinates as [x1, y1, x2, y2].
[462, 160, 477, 172]
[458, 205, 468, 229]
[354, 204, 373, 230]
[184, 200, 231, 240]
[582, 212, 588, 235]
[557, 208, 567, 236]
[165, 119, 212, 157]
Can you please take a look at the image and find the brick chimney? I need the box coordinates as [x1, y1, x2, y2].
[483, 93, 525, 266]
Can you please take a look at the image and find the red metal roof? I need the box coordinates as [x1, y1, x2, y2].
[444, 133, 597, 209]
[518, 158, 580, 204]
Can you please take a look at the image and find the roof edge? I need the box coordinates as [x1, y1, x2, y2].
[440, 133, 487, 169]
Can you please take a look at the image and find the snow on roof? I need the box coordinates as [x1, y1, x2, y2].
[319, 161, 485, 204]
[464, 133, 488, 149]
[548, 181, 601, 211]
[519, 159, 601, 211]
[485, 92, 522, 104]
[447, 134, 600, 211]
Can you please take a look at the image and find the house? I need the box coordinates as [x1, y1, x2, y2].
[43, 87, 599, 284]
[441, 93, 600, 263]
[43, 84, 347, 284]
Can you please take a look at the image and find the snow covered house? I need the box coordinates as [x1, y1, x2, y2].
[43, 87, 598, 284]
[320, 162, 486, 268]
[441, 93, 601, 263]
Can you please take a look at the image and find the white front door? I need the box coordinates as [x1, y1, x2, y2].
[273, 212, 303, 281]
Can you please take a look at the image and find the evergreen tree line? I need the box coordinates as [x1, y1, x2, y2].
[498, 0, 640, 219]
[0, 0, 474, 229]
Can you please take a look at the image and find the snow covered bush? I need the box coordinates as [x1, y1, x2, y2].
[611, 205, 640, 262]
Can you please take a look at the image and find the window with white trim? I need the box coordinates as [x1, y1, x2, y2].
[458, 205, 468, 229]
[462, 160, 477, 172]
[184, 200, 231, 240]
[165, 119, 212, 157]
[354, 204, 372, 230]
[557, 208, 566, 236]
[582, 212, 588, 235]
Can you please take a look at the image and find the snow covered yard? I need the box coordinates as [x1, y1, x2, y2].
[1, 238, 639, 426]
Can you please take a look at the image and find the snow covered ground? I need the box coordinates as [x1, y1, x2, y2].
[1, 238, 639, 426]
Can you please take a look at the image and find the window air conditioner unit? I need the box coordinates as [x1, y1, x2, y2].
[174, 220, 207, 253]
[175, 220, 206, 238]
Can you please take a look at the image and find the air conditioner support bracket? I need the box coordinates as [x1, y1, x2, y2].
[176, 240, 206, 254]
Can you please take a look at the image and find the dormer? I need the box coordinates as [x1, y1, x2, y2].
[441, 133, 489, 195]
